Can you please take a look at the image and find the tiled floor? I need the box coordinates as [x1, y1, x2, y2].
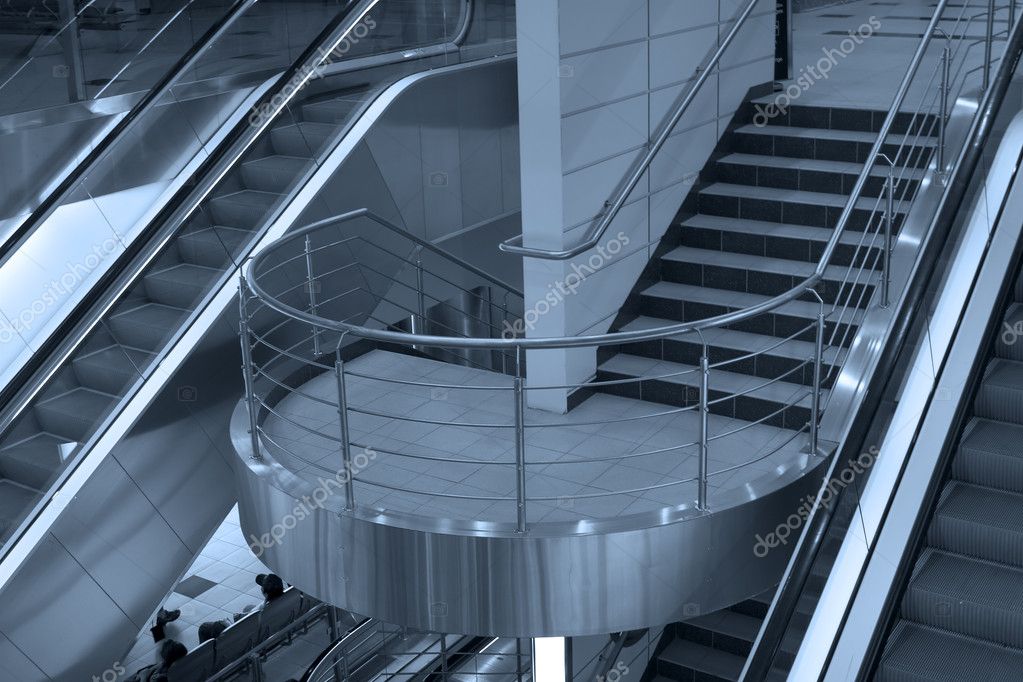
[786, 0, 1012, 108]
[120, 506, 312, 679]
[260, 350, 810, 525]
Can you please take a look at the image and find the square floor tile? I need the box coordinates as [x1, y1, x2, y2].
[174, 574, 217, 599]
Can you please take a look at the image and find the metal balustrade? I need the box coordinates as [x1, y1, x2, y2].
[239, 2, 1015, 533]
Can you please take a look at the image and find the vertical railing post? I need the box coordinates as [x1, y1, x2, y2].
[514, 346, 527, 532]
[415, 246, 426, 332]
[335, 348, 355, 510]
[441, 635, 449, 681]
[239, 276, 261, 461]
[938, 36, 951, 174]
[305, 235, 321, 357]
[882, 162, 895, 308]
[697, 342, 710, 511]
[984, 0, 996, 91]
[1012, 0, 1017, 34]
[811, 306, 825, 456]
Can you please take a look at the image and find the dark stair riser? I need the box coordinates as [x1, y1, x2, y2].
[675, 222, 881, 268]
[729, 130, 934, 168]
[739, 104, 938, 136]
[604, 337, 840, 390]
[596, 370, 812, 431]
[659, 258, 874, 307]
[712, 159, 919, 198]
[696, 190, 907, 232]
[637, 294, 857, 348]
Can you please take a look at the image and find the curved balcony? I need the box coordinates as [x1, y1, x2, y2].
[228, 210, 831, 637]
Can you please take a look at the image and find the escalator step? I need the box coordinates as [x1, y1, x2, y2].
[677, 609, 762, 656]
[0, 433, 65, 489]
[0, 480, 40, 535]
[34, 387, 116, 442]
[73, 345, 155, 396]
[270, 121, 336, 157]
[928, 480, 1023, 568]
[994, 303, 1023, 361]
[974, 358, 1023, 423]
[902, 548, 1023, 647]
[953, 418, 1023, 493]
[658, 639, 744, 682]
[877, 620, 1023, 682]
[207, 190, 282, 228]
[144, 263, 222, 309]
[177, 227, 252, 268]
[302, 93, 367, 124]
[241, 155, 312, 194]
[108, 303, 187, 351]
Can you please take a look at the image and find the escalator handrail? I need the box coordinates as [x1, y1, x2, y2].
[0, 0, 477, 563]
[0, 0, 257, 267]
[740, 10, 1023, 680]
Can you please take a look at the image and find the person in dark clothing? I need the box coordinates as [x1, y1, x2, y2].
[127, 639, 187, 682]
[256, 573, 285, 602]
[149, 607, 180, 643]
[198, 620, 228, 643]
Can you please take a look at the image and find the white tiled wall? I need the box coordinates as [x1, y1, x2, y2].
[517, 0, 775, 411]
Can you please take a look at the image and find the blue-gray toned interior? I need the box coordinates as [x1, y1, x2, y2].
[0, 0, 1022, 681]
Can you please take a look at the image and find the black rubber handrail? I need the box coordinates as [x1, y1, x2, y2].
[0, 0, 255, 266]
[741, 10, 1023, 680]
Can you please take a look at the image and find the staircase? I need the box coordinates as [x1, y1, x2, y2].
[597, 101, 935, 439]
[876, 271, 1023, 680]
[0, 84, 373, 540]
[648, 594, 773, 682]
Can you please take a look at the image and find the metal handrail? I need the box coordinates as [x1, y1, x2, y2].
[497, 0, 763, 260]
[0, 0, 482, 567]
[240, 0, 1011, 536]
[0, 0, 259, 266]
[741, 4, 1023, 678]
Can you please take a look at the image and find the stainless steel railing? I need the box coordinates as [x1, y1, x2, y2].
[240, 2, 1014, 533]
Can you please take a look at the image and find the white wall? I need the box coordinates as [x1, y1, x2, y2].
[517, 0, 775, 411]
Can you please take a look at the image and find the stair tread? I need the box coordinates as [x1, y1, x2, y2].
[880, 620, 1023, 680]
[599, 354, 820, 407]
[147, 262, 221, 284]
[641, 280, 837, 322]
[934, 480, 1023, 533]
[38, 387, 116, 413]
[684, 608, 763, 641]
[660, 639, 745, 679]
[734, 123, 938, 145]
[211, 189, 281, 207]
[242, 154, 310, 170]
[701, 182, 898, 210]
[75, 344, 153, 370]
[679, 213, 871, 246]
[620, 315, 845, 365]
[111, 302, 187, 325]
[960, 418, 1023, 459]
[0, 480, 41, 515]
[663, 245, 856, 281]
[982, 358, 1023, 388]
[718, 152, 927, 180]
[910, 548, 1023, 608]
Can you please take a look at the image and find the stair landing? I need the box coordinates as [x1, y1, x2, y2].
[260, 350, 810, 525]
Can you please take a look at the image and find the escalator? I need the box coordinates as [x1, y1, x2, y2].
[0, 0, 515, 678]
[736, 9, 1023, 679]
[874, 259, 1023, 677]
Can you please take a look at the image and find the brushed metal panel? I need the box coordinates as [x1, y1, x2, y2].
[231, 401, 826, 637]
[49, 456, 193, 630]
[0, 630, 46, 682]
[0, 534, 138, 681]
